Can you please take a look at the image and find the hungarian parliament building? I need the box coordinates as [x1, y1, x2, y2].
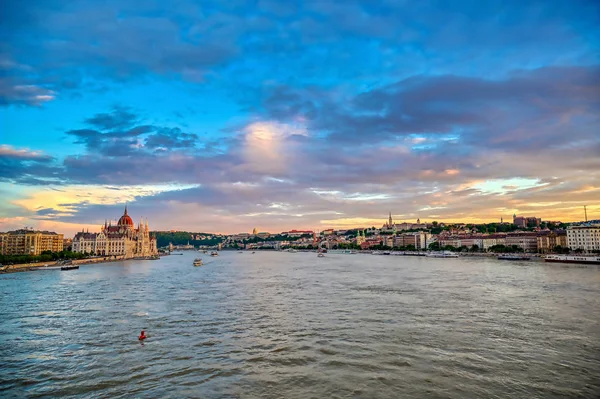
[72, 206, 158, 257]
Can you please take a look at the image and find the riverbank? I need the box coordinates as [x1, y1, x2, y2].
[0, 255, 139, 274]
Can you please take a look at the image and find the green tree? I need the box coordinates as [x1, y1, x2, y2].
[428, 242, 441, 251]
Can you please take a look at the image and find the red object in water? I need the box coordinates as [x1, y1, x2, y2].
[139, 330, 147, 340]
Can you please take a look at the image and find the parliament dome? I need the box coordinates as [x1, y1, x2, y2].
[117, 206, 134, 226]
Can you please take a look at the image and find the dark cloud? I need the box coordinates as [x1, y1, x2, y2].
[84, 106, 139, 131]
[64, 108, 199, 156]
[259, 65, 600, 154]
[2, 1, 599, 231]
[2, 0, 598, 106]
[35, 208, 58, 216]
[0, 145, 61, 184]
[0, 76, 55, 107]
[145, 128, 198, 149]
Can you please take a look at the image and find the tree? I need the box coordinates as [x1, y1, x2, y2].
[470, 244, 479, 252]
[428, 242, 441, 251]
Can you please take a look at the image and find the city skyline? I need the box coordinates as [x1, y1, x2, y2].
[1, 1, 599, 236]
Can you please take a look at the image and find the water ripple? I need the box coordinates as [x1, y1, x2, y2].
[1, 252, 599, 398]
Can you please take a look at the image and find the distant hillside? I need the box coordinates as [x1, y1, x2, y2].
[152, 231, 223, 248]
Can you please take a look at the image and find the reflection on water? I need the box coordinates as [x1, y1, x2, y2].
[1, 252, 599, 398]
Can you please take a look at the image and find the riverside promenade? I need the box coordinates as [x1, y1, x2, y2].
[0, 255, 130, 274]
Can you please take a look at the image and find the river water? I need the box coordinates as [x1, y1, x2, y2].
[1, 251, 599, 398]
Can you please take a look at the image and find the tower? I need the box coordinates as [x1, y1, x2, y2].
[584, 205, 588, 222]
[388, 212, 393, 227]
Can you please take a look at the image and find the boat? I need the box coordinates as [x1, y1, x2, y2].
[210, 251, 219, 257]
[317, 253, 325, 257]
[252, 251, 255, 254]
[426, 251, 459, 258]
[193, 258, 203, 266]
[498, 254, 531, 261]
[35, 265, 62, 271]
[61, 265, 79, 271]
[544, 255, 600, 265]
[238, 251, 243, 253]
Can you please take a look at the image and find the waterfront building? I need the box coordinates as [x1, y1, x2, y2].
[72, 206, 157, 257]
[505, 233, 539, 252]
[567, 224, 600, 252]
[382, 236, 394, 247]
[394, 234, 417, 248]
[537, 231, 568, 253]
[360, 238, 382, 249]
[480, 234, 506, 250]
[0, 229, 64, 255]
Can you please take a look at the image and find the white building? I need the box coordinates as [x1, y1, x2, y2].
[567, 224, 600, 252]
[72, 206, 157, 257]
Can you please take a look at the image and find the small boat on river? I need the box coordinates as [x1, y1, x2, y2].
[210, 251, 219, 257]
[193, 258, 203, 266]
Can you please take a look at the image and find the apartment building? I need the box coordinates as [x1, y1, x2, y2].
[0, 229, 64, 255]
[567, 224, 600, 252]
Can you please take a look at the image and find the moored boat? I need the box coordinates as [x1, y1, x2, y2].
[426, 251, 459, 258]
[544, 255, 600, 265]
[498, 254, 531, 261]
[61, 265, 79, 271]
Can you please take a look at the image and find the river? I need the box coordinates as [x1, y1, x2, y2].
[1, 251, 599, 398]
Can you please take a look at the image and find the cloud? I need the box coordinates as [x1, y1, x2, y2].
[0, 145, 53, 160]
[0, 80, 56, 106]
[84, 106, 139, 130]
[65, 108, 199, 157]
[144, 128, 198, 150]
[2, 1, 599, 232]
[2, 0, 598, 106]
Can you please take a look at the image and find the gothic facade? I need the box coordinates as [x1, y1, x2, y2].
[72, 206, 157, 257]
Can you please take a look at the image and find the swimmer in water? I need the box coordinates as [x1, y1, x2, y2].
[138, 330, 147, 340]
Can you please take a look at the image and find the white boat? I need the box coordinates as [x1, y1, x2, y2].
[210, 251, 219, 257]
[193, 258, 203, 266]
[317, 253, 325, 257]
[544, 255, 600, 265]
[426, 251, 459, 258]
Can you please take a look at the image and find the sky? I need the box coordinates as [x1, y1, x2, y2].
[1, 0, 599, 236]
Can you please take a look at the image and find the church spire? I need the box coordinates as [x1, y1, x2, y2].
[388, 211, 393, 227]
[124, 203, 128, 216]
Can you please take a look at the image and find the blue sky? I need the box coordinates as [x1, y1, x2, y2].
[1, 0, 599, 235]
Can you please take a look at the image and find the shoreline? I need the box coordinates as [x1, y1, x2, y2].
[0, 255, 158, 274]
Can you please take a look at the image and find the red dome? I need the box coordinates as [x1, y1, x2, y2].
[118, 206, 134, 226]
